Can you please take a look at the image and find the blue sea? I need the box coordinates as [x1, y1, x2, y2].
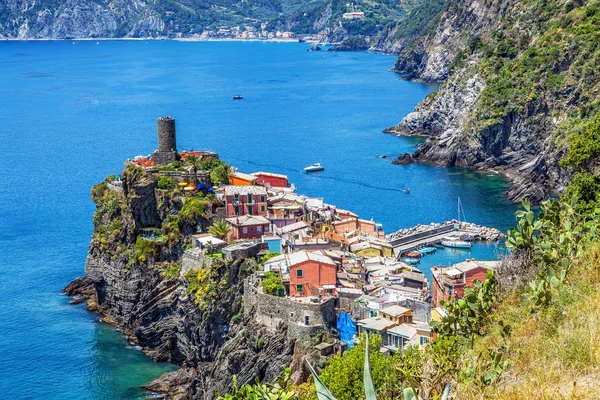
[0, 41, 518, 398]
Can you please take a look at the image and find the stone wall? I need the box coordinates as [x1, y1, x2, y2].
[149, 170, 212, 187]
[244, 276, 336, 339]
[181, 248, 215, 276]
[223, 242, 268, 262]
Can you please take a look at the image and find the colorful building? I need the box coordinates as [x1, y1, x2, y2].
[251, 171, 289, 188]
[224, 186, 268, 218]
[349, 238, 393, 257]
[225, 215, 271, 241]
[431, 260, 499, 307]
[230, 171, 258, 186]
[267, 196, 306, 228]
[288, 251, 337, 297]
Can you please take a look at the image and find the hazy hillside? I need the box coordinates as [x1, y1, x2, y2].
[0, 0, 433, 40]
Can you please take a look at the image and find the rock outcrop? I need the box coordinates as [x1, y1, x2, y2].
[392, 0, 498, 82]
[1, 0, 165, 39]
[385, 0, 598, 202]
[65, 166, 303, 399]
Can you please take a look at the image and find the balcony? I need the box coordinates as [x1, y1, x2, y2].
[441, 275, 466, 286]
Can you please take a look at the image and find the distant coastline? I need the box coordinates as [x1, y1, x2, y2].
[0, 37, 324, 44]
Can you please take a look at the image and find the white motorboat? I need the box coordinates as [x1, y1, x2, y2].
[441, 240, 472, 249]
[304, 162, 324, 172]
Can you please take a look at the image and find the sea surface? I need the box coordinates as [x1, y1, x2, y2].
[0, 41, 518, 398]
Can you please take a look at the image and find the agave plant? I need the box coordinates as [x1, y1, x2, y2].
[307, 335, 450, 400]
[306, 335, 377, 400]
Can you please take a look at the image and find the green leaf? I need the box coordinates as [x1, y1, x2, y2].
[306, 360, 337, 400]
[526, 211, 534, 225]
[550, 276, 560, 287]
[363, 335, 376, 400]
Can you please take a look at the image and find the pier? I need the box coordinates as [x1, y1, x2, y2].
[388, 221, 504, 257]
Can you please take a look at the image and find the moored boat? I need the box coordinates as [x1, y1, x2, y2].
[405, 251, 422, 258]
[304, 162, 324, 172]
[419, 246, 436, 254]
[441, 239, 472, 249]
[401, 257, 420, 265]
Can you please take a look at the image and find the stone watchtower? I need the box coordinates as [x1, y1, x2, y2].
[154, 116, 178, 165]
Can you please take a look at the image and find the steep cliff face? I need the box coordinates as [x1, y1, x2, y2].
[389, 0, 600, 201]
[66, 166, 301, 398]
[392, 0, 505, 82]
[1, 0, 164, 39]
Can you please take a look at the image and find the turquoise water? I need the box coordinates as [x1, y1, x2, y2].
[0, 41, 517, 398]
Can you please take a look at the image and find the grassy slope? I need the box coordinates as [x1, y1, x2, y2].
[457, 241, 600, 398]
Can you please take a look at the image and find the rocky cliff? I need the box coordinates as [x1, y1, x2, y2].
[1, 0, 165, 39]
[64, 165, 305, 399]
[387, 0, 600, 202]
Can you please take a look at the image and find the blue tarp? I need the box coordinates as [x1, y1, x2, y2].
[207, 188, 215, 192]
[337, 312, 356, 347]
[196, 183, 206, 190]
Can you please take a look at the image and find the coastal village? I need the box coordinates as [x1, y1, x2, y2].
[128, 117, 504, 357]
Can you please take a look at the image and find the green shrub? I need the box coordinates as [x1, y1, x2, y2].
[261, 272, 284, 296]
[157, 175, 174, 190]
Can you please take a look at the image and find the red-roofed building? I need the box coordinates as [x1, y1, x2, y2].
[432, 260, 499, 307]
[251, 171, 289, 188]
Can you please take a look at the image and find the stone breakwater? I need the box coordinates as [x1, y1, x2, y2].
[387, 220, 504, 242]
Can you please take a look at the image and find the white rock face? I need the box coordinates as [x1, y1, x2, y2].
[1, 0, 165, 38]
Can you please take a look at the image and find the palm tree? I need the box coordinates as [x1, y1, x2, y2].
[208, 219, 230, 240]
[185, 154, 203, 184]
[211, 163, 231, 185]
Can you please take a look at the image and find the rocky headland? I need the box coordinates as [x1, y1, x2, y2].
[63, 164, 316, 399]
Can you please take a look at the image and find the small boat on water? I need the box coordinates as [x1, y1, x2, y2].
[304, 162, 324, 172]
[405, 251, 422, 258]
[441, 239, 472, 249]
[401, 257, 420, 265]
[403, 188, 410, 194]
[419, 246, 437, 254]
[233, 95, 243, 100]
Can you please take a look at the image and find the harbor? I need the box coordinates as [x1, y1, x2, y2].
[388, 220, 504, 256]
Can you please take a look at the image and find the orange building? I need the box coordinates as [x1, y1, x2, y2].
[358, 219, 385, 238]
[288, 251, 337, 297]
[432, 260, 499, 307]
[230, 171, 258, 186]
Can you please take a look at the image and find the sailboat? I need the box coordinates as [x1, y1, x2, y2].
[441, 197, 472, 249]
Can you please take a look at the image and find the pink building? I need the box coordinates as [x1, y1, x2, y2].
[225, 215, 271, 241]
[224, 186, 268, 218]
